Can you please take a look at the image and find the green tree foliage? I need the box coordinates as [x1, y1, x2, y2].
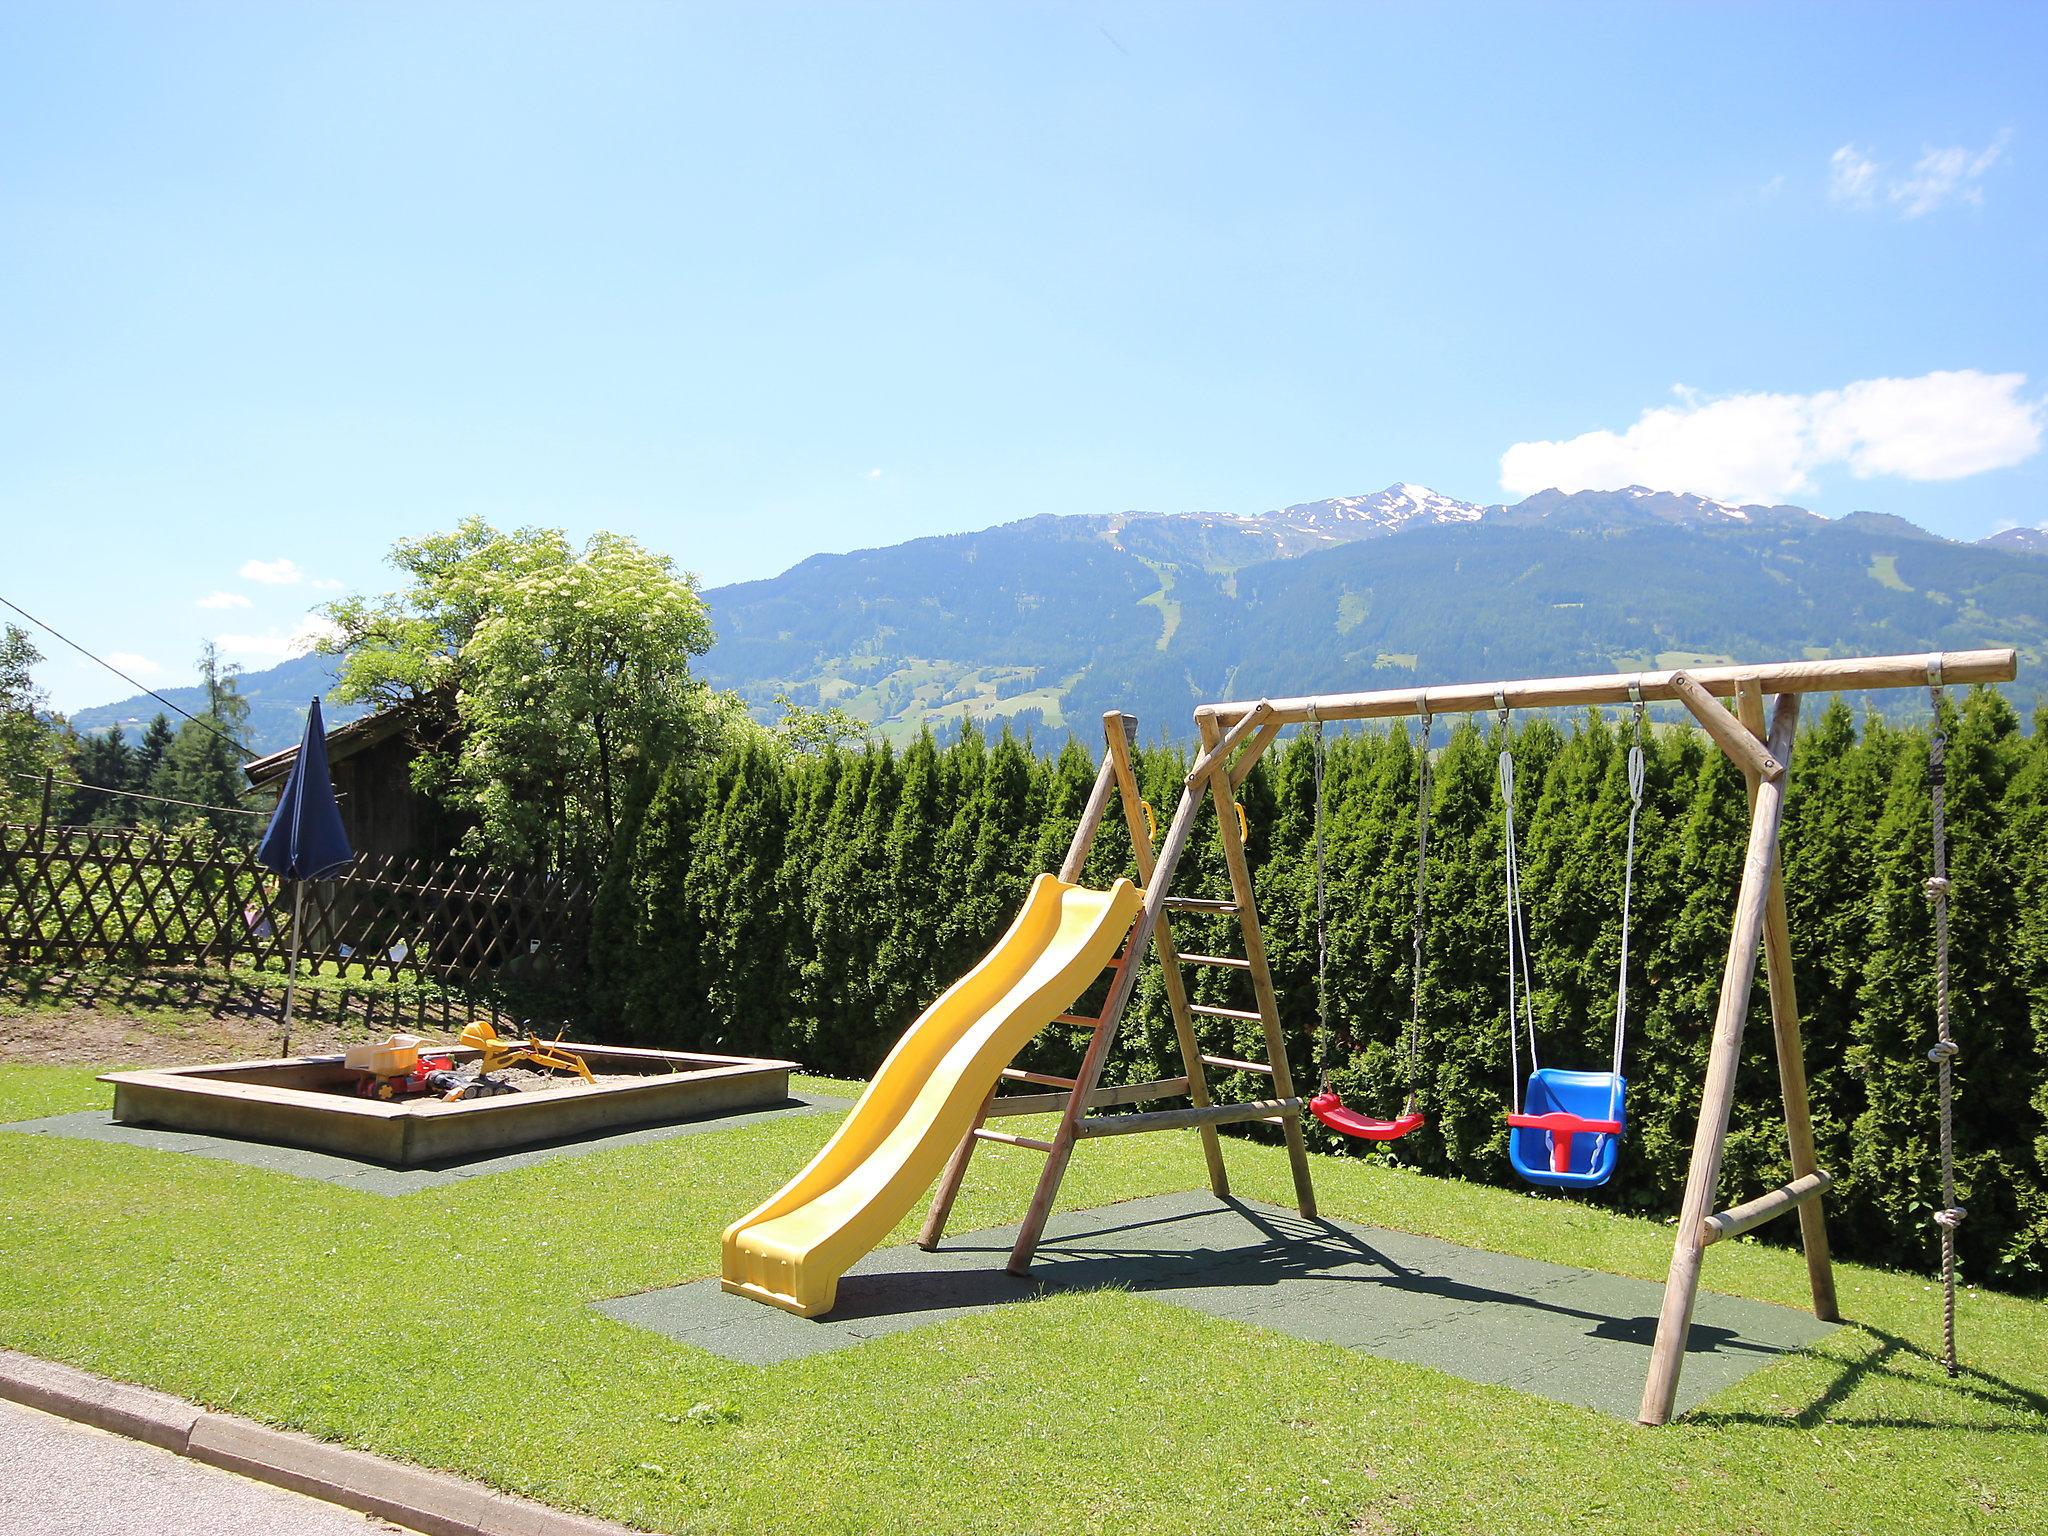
[322, 518, 726, 873]
[151, 642, 255, 838]
[0, 624, 66, 822]
[588, 698, 2048, 1288]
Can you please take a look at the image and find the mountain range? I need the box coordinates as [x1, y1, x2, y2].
[69, 485, 2048, 752]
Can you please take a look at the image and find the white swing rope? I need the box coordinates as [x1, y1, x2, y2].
[1307, 700, 1433, 1105]
[1609, 685, 1647, 1121]
[1497, 696, 1540, 1114]
[1404, 701, 1434, 1115]
[1926, 659, 1964, 1379]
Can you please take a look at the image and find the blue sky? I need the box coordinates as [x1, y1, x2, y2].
[3, 1, 2043, 712]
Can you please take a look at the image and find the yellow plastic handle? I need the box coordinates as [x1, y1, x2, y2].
[1140, 802, 1158, 845]
[1234, 801, 1250, 842]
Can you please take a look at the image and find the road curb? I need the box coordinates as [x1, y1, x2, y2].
[0, 1349, 641, 1536]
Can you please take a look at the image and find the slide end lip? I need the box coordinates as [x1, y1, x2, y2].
[719, 1276, 829, 1318]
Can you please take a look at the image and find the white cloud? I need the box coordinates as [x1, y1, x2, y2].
[196, 590, 252, 610]
[105, 652, 164, 679]
[1500, 370, 2044, 505]
[309, 577, 345, 591]
[239, 557, 303, 585]
[1827, 132, 2010, 218]
[1828, 145, 1880, 207]
[863, 468, 884, 480]
[213, 615, 344, 668]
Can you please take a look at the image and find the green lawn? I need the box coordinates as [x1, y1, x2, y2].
[2, 1062, 2042, 1536]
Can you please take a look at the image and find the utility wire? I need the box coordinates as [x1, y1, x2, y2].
[0, 593, 258, 761]
[9, 769, 270, 819]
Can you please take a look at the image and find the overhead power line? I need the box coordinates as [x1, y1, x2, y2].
[0, 593, 258, 760]
[9, 769, 270, 819]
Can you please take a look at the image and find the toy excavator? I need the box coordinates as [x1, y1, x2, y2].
[457, 1019, 595, 1085]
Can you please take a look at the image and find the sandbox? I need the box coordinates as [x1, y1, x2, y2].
[101, 1041, 795, 1166]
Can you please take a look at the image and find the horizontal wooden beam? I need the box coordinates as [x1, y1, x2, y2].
[1700, 1171, 1834, 1246]
[1199, 1053, 1274, 1076]
[985, 1076, 1190, 1119]
[1199, 648, 2017, 727]
[1074, 1097, 1304, 1138]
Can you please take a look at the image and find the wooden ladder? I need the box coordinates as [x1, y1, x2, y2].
[917, 710, 1318, 1273]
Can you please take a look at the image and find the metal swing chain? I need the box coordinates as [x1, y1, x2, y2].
[1926, 663, 1963, 1378]
[1611, 684, 1647, 1101]
[1497, 695, 1539, 1114]
[1404, 704, 1434, 1115]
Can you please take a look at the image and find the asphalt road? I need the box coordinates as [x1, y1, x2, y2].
[0, 1396, 417, 1535]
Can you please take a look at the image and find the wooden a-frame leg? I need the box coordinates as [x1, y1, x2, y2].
[1007, 776, 1208, 1274]
[1197, 715, 1317, 1220]
[1105, 712, 1230, 1197]
[1736, 682, 1839, 1323]
[1639, 692, 1799, 1427]
[918, 1087, 993, 1250]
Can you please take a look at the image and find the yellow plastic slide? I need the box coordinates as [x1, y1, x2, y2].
[721, 872, 1143, 1317]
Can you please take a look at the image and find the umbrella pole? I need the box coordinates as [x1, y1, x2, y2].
[281, 879, 304, 1057]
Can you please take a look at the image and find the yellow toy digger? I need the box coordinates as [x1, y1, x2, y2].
[456, 1019, 596, 1085]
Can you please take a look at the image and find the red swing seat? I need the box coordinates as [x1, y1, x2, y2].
[1309, 1091, 1425, 1142]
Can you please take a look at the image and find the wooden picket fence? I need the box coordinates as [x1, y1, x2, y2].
[0, 823, 589, 987]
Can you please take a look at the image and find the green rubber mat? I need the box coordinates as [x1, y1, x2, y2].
[596, 1190, 1836, 1420]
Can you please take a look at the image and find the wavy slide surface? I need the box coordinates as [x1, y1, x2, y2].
[721, 873, 1143, 1317]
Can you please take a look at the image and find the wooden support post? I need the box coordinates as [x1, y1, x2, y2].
[1197, 713, 1318, 1219]
[1104, 712, 1230, 1195]
[1074, 1097, 1305, 1137]
[1007, 773, 1207, 1274]
[1735, 679, 1840, 1323]
[1639, 691, 1800, 1426]
[1671, 671, 1783, 782]
[924, 744, 1124, 1252]
[917, 1086, 992, 1249]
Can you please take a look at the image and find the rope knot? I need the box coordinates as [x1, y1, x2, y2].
[1934, 1206, 1967, 1230]
[1924, 875, 1951, 902]
[1927, 1040, 1959, 1064]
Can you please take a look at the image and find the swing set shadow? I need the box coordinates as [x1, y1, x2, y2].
[841, 1194, 1794, 1369]
[1681, 1323, 2048, 1435]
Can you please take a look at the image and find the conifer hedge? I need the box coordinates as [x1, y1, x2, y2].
[589, 691, 2048, 1289]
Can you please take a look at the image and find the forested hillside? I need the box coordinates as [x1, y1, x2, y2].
[704, 488, 2047, 740]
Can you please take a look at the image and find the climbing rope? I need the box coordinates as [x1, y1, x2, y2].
[1497, 695, 1539, 1112]
[1926, 659, 1963, 1378]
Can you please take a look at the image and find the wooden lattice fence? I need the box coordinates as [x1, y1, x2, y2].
[0, 823, 589, 988]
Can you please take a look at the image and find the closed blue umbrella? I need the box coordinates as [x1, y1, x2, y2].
[255, 697, 354, 1053]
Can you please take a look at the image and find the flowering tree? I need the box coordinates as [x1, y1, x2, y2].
[322, 518, 729, 872]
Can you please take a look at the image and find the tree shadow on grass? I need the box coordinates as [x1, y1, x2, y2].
[1681, 1323, 2048, 1433]
[0, 964, 490, 1031]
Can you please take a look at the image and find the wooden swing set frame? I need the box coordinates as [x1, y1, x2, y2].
[916, 646, 2016, 1427]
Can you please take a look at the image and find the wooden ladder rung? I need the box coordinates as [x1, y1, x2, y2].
[1163, 896, 1238, 913]
[1001, 1066, 1078, 1089]
[1189, 1003, 1264, 1023]
[1052, 1012, 1105, 1030]
[1178, 953, 1251, 970]
[1199, 1053, 1274, 1076]
[973, 1128, 1056, 1153]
